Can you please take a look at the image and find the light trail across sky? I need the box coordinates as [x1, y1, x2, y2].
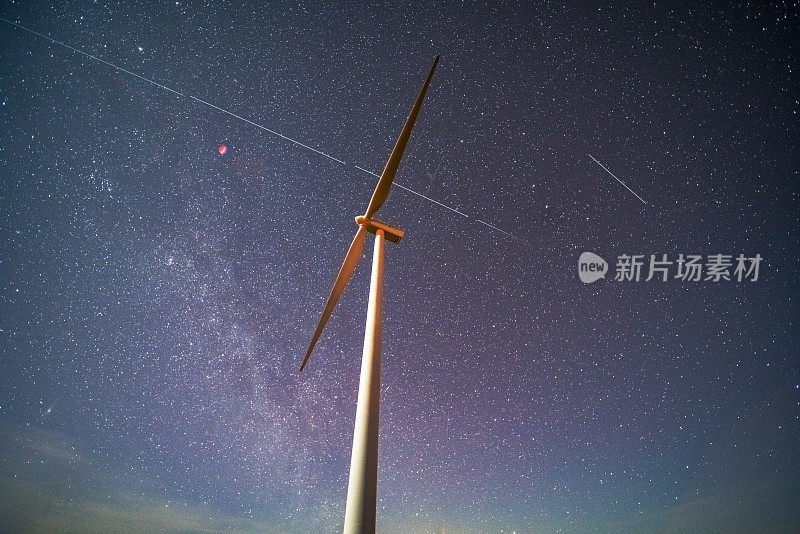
[1, 17, 519, 240]
[588, 154, 648, 205]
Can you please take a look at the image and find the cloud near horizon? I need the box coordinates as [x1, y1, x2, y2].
[0, 426, 281, 534]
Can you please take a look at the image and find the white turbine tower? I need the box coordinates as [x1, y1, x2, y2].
[299, 55, 440, 534]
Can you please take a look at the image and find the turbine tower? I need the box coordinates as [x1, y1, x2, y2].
[299, 55, 440, 534]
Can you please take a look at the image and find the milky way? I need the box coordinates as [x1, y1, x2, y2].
[1, 14, 518, 243]
[0, 2, 798, 533]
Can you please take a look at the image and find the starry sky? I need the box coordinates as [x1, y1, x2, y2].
[1, 2, 799, 533]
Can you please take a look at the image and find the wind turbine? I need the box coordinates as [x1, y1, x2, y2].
[299, 55, 440, 534]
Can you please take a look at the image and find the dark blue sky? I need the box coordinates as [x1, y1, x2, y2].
[1, 2, 798, 532]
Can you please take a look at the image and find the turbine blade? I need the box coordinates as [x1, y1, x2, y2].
[364, 55, 440, 219]
[299, 225, 367, 372]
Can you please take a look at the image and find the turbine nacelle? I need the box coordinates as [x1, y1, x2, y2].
[354, 216, 404, 244]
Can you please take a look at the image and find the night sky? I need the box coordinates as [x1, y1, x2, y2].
[1, 2, 799, 533]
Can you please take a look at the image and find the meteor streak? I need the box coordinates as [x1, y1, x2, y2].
[1, 17, 520, 240]
[588, 153, 648, 205]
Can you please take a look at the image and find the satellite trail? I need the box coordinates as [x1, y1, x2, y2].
[588, 154, 647, 205]
[1, 17, 518, 240]
[357, 165, 519, 239]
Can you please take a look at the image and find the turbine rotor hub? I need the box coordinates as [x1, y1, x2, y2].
[355, 216, 404, 244]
